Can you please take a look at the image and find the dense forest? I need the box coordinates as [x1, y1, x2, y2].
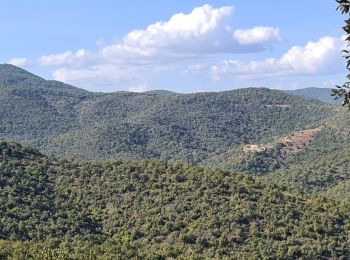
[2, 65, 350, 197]
[0, 64, 333, 164]
[3, 65, 350, 258]
[1, 141, 350, 259]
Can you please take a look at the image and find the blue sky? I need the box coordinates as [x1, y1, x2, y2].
[1, 0, 346, 92]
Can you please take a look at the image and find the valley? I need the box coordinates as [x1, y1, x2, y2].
[1, 0, 349, 258]
[1, 65, 350, 258]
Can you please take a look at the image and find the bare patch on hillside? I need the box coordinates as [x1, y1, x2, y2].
[283, 128, 321, 154]
[243, 127, 322, 155]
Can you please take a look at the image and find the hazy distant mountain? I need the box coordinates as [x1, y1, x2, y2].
[285, 87, 341, 104]
[145, 89, 176, 96]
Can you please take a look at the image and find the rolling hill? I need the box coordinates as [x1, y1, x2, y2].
[0, 64, 334, 164]
[2, 65, 350, 258]
[201, 107, 350, 199]
[1, 141, 350, 259]
[3, 64, 350, 196]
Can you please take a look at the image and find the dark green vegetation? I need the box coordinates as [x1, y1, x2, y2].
[2, 64, 350, 196]
[2, 141, 350, 259]
[204, 109, 350, 198]
[266, 111, 350, 196]
[331, 0, 350, 107]
[0, 64, 333, 164]
[3, 65, 350, 258]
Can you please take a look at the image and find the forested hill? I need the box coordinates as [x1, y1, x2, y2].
[0, 64, 90, 94]
[1, 141, 350, 259]
[0, 64, 334, 163]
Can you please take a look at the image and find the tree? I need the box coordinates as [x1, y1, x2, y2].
[332, 0, 350, 107]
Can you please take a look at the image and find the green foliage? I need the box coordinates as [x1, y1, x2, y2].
[2, 65, 350, 258]
[266, 111, 350, 195]
[0, 64, 333, 164]
[332, 0, 350, 107]
[1, 142, 350, 258]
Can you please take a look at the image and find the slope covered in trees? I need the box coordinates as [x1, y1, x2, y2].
[201, 109, 350, 198]
[1, 141, 350, 259]
[266, 111, 350, 194]
[3, 64, 350, 197]
[0, 64, 334, 164]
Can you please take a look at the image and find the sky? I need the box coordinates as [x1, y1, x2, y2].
[1, 0, 347, 93]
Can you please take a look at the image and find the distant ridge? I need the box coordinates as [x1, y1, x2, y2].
[0, 64, 334, 163]
[0, 64, 90, 94]
[285, 87, 340, 105]
[145, 89, 177, 96]
[0, 64, 44, 83]
[3, 65, 350, 204]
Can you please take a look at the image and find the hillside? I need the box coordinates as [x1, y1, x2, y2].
[266, 111, 350, 194]
[201, 108, 350, 198]
[285, 87, 341, 105]
[1, 141, 350, 259]
[0, 65, 334, 164]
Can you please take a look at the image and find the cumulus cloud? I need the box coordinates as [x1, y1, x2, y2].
[233, 26, 282, 45]
[212, 36, 343, 81]
[100, 5, 281, 62]
[38, 49, 88, 66]
[6, 5, 286, 91]
[53, 65, 131, 82]
[7, 57, 30, 67]
[279, 36, 340, 73]
[101, 5, 233, 61]
[52, 64, 139, 91]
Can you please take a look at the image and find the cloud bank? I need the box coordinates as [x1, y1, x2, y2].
[6, 4, 343, 91]
[211, 36, 344, 81]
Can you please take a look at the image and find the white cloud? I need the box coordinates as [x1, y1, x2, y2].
[233, 26, 282, 45]
[100, 5, 281, 62]
[7, 57, 30, 67]
[7, 5, 285, 91]
[53, 65, 130, 82]
[279, 36, 339, 73]
[101, 5, 234, 61]
[128, 83, 147, 93]
[212, 36, 343, 81]
[52, 64, 138, 92]
[39, 49, 88, 66]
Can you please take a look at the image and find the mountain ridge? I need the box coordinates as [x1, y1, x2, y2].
[285, 87, 340, 105]
[0, 65, 334, 163]
[1, 65, 346, 195]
